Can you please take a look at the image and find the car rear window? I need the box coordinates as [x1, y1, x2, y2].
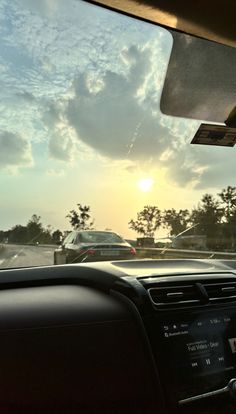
[79, 232, 124, 243]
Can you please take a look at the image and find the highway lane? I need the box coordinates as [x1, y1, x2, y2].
[0, 244, 55, 269]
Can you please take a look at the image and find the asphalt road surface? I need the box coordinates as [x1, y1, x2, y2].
[0, 244, 55, 269]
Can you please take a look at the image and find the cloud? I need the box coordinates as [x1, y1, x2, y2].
[0, 131, 32, 168]
[193, 146, 236, 189]
[64, 41, 236, 190]
[16, 0, 62, 19]
[0, 0, 234, 191]
[67, 45, 176, 162]
[48, 132, 75, 162]
[64, 44, 208, 187]
[46, 168, 64, 176]
[16, 91, 36, 102]
[126, 165, 138, 173]
[0, 0, 175, 167]
[42, 100, 76, 162]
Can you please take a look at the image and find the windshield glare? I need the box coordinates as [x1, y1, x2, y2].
[0, 0, 236, 269]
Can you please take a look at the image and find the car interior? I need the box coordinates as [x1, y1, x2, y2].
[0, 0, 236, 413]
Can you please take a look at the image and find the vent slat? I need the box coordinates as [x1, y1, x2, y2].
[203, 281, 236, 302]
[148, 284, 202, 308]
[143, 277, 236, 309]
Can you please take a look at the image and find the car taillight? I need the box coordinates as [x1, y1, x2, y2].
[130, 247, 136, 255]
[87, 249, 96, 255]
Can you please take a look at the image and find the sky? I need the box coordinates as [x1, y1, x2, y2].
[0, 0, 235, 238]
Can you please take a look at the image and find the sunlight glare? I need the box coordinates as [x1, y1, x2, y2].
[138, 178, 154, 192]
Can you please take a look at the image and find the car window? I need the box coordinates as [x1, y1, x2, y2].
[80, 232, 124, 243]
[63, 232, 76, 245]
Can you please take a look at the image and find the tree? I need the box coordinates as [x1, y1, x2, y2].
[190, 194, 223, 249]
[52, 229, 63, 244]
[66, 204, 94, 230]
[40, 224, 53, 244]
[129, 205, 162, 237]
[218, 186, 236, 250]
[26, 214, 43, 242]
[218, 186, 236, 220]
[162, 209, 189, 236]
[8, 225, 28, 243]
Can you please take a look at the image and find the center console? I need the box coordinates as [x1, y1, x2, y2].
[139, 274, 236, 413]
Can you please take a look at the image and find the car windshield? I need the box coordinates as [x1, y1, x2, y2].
[79, 231, 124, 244]
[0, 0, 236, 268]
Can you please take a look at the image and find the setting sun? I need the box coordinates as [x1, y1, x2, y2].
[138, 178, 154, 192]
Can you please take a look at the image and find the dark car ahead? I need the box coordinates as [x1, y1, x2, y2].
[54, 230, 136, 264]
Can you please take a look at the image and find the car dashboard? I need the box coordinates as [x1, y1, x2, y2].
[1, 259, 236, 413]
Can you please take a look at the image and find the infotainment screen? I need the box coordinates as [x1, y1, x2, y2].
[158, 309, 236, 402]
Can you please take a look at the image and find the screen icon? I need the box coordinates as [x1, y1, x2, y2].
[191, 361, 198, 368]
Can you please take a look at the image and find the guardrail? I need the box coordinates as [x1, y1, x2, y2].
[136, 247, 236, 260]
[2, 243, 236, 261]
[1, 243, 56, 248]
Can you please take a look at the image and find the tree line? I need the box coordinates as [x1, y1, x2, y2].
[0, 215, 63, 245]
[0, 205, 94, 245]
[1, 187, 236, 251]
[129, 186, 236, 251]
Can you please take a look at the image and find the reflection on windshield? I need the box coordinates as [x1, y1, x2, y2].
[0, 0, 235, 269]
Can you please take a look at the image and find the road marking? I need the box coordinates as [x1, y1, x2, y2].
[4, 253, 19, 268]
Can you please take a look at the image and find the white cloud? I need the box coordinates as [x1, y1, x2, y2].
[66, 45, 176, 161]
[0, 0, 172, 167]
[0, 131, 33, 168]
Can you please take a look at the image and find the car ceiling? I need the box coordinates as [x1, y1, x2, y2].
[91, 0, 236, 48]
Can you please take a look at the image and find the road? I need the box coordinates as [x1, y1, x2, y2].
[0, 244, 55, 269]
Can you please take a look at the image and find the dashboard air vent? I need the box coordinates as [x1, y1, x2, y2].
[202, 281, 236, 303]
[148, 283, 203, 308]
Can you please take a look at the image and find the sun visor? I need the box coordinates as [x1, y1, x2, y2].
[160, 32, 236, 123]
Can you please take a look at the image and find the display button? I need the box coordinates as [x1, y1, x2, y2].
[205, 358, 211, 366]
[224, 317, 231, 323]
[228, 338, 236, 353]
[210, 318, 221, 325]
[191, 361, 199, 368]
